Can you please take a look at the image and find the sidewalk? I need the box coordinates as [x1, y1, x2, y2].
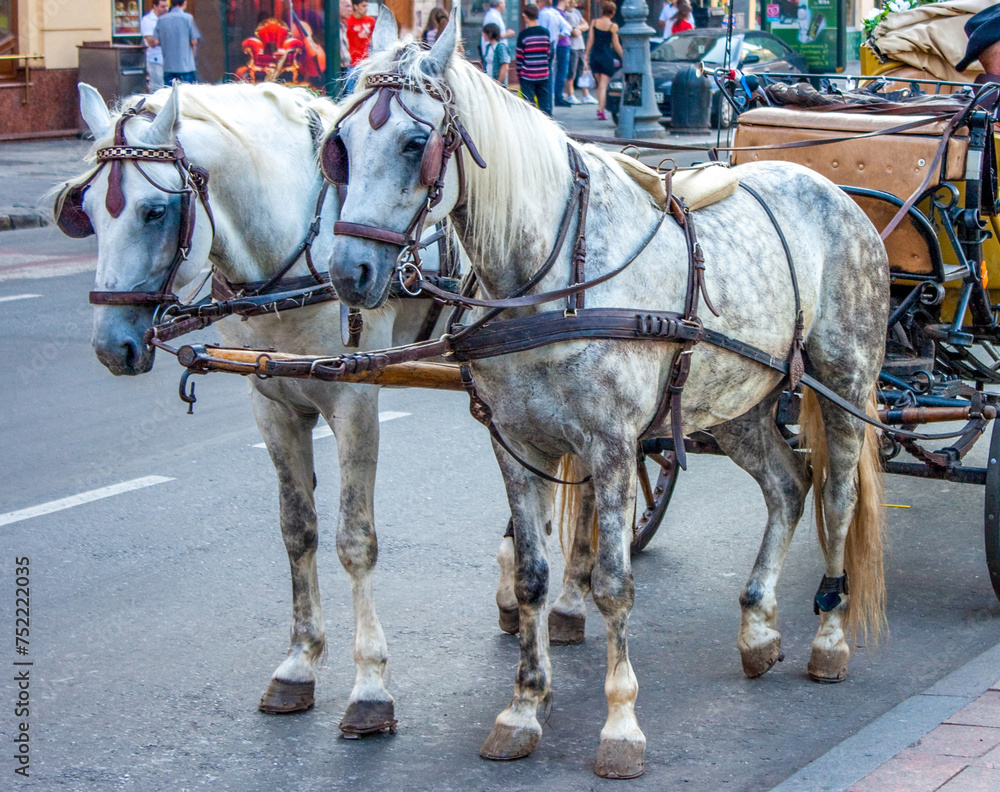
[770, 638, 1000, 791]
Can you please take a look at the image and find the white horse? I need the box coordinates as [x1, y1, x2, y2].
[65, 81, 471, 736]
[327, 9, 889, 778]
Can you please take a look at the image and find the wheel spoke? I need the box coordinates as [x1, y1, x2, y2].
[637, 458, 655, 510]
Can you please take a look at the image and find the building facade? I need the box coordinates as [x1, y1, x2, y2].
[1, 0, 876, 139]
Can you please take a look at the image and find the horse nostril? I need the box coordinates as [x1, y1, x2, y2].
[356, 262, 373, 291]
[122, 340, 138, 370]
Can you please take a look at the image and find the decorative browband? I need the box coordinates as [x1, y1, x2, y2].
[363, 72, 445, 101]
[96, 146, 180, 162]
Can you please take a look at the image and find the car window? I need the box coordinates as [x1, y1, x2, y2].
[741, 34, 785, 64]
[651, 33, 740, 64]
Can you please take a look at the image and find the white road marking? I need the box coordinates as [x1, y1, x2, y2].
[252, 411, 411, 448]
[0, 476, 175, 527]
[0, 294, 41, 303]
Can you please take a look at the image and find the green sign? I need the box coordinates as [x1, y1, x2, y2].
[766, 0, 846, 72]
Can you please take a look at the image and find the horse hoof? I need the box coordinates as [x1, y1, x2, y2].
[498, 606, 519, 635]
[807, 645, 849, 683]
[740, 636, 783, 679]
[549, 609, 585, 646]
[258, 679, 315, 714]
[339, 700, 397, 738]
[479, 722, 541, 761]
[595, 738, 645, 779]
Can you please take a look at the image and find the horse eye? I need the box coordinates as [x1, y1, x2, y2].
[403, 137, 427, 154]
[145, 206, 166, 222]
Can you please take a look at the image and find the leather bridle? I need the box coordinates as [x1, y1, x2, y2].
[57, 102, 216, 309]
[323, 70, 486, 287]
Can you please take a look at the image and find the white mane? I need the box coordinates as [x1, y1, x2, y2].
[351, 43, 651, 251]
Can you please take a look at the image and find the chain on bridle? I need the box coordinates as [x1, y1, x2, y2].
[320, 70, 486, 291]
[54, 100, 215, 309]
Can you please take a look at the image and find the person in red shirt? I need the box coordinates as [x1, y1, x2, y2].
[671, 0, 694, 34]
[346, 2, 375, 62]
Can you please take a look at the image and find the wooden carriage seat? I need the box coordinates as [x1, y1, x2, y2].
[733, 107, 971, 277]
[733, 107, 969, 198]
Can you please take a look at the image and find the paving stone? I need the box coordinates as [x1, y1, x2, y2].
[913, 724, 1000, 758]
[845, 748, 968, 792]
[945, 692, 1000, 729]
[937, 765, 1000, 792]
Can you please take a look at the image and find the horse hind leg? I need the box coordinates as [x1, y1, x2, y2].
[495, 454, 594, 645]
[800, 387, 886, 683]
[250, 391, 325, 714]
[549, 456, 595, 646]
[713, 396, 811, 679]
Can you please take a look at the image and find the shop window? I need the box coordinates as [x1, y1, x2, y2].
[227, 0, 328, 88]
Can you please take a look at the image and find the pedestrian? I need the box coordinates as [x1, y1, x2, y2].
[516, 4, 553, 116]
[563, 0, 595, 104]
[153, 0, 201, 85]
[657, 0, 677, 36]
[672, 0, 695, 34]
[482, 23, 512, 86]
[141, 0, 168, 92]
[339, 0, 352, 71]
[585, 0, 623, 120]
[345, 0, 376, 92]
[422, 7, 448, 48]
[481, 0, 514, 57]
[537, 0, 572, 107]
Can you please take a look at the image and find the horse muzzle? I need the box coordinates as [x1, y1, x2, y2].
[92, 307, 156, 376]
[329, 235, 396, 310]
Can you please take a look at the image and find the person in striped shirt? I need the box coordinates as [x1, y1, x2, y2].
[516, 4, 554, 116]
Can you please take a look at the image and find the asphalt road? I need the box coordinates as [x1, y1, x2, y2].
[1, 163, 999, 791]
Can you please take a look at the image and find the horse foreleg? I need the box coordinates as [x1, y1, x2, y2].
[250, 390, 324, 714]
[588, 440, 645, 780]
[713, 402, 810, 679]
[481, 442, 555, 762]
[328, 388, 397, 737]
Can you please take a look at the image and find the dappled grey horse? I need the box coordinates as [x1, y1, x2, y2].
[325, 8, 889, 778]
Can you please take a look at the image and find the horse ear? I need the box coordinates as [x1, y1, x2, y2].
[425, 6, 459, 75]
[371, 5, 398, 54]
[145, 83, 181, 145]
[79, 83, 112, 140]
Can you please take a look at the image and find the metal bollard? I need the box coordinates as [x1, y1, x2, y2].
[671, 65, 711, 132]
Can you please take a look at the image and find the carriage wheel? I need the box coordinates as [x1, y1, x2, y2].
[631, 449, 680, 555]
[984, 417, 1000, 602]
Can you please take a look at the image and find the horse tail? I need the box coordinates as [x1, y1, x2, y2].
[552, 455, 600, 556]
[800, 386, 887, 649]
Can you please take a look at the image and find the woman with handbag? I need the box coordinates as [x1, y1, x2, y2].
[564, 0, 597, 104]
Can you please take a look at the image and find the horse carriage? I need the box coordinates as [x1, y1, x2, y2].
[53, 5, 1000, 780]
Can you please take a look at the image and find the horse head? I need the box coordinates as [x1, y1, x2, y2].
[325, 7, 469, 308]
[64, 83, 213, 375]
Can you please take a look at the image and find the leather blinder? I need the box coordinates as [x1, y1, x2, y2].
[54, 183, 95, 238]
[321, 133, 349, 185]
[419, 129, 445, 187]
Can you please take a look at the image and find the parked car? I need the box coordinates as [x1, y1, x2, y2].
[606, 29, 807, 126]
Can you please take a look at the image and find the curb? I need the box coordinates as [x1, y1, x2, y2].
[769, 641, 1000, 792]
[0, 210, 50, 232]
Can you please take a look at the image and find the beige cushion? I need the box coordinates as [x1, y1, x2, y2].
[672, 162, 740, 211]
[608, 152, 739, 211]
